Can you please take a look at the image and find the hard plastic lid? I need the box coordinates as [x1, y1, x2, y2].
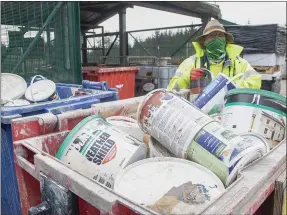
[25, 80, 56, 102]
[226, 88, 286, 103]
[114, 157, 225, 214]
[1, 73, 27, 102]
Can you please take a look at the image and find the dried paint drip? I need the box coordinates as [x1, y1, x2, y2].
[221, 88, 286, 148]
[137, 89, 214, 158]
[56, 115, 147, 188]
[114, 158, 225, 215]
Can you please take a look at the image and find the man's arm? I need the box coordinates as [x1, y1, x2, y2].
[233, 57, 262, 89]
[167, 57, 195, 90]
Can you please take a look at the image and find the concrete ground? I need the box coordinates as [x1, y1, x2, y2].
[281, 79, 286, 97]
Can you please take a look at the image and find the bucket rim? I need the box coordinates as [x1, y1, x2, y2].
[56, 115, 102, 159]
[226, 88, 286, 103]
[239, 132, 270, 153]
[114, 157, 225, 191]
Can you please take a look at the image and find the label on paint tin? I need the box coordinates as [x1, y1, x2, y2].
[186, 122, 262, 185]
[192, 74, 235, 114]
[142, 91, 213, 158]
[57, 116, 146, 188]
[221, 105, 286, 148]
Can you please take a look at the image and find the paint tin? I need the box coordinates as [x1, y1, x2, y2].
[114, 157, 225, 215]
[56, 115, 147, 188]
[25, 79, 59, 102]
[221, 88, 286, 148]
[192, 73, 236, 114]
[4, 99, 30, 107]
[106, 116, 145, 143]
[186, 121, 268, 186]
[137, 89, 214, 158]
[1, 73, 27, 104]
[149, 137, 175, 157]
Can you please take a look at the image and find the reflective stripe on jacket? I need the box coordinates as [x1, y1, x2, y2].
[167, 42, 261, 90]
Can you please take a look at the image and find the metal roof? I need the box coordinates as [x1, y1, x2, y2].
[80, 1, 222, 31]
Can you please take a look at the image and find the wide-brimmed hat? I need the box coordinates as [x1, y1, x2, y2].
[195, 19, 234, 43]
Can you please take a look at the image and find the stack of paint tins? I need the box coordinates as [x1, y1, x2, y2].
[137, 89, 270, 187]
[56, 115, 147, 189]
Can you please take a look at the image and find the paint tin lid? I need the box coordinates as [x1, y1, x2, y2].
[149, 137, 175, 157]
[4, 99, 30, 107]
[114, 157, 225, 214]
[226, 88, 286, 103]
[1, 73, 27, 103]
[25, 80, 56, 102]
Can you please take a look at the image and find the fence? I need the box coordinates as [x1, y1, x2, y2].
[1, 2, 82, 83]
[84, 25, 202, 65]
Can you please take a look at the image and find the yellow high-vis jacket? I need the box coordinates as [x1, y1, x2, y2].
[168, 42, 261, 90]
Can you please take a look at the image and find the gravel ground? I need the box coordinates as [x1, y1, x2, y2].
[281, 79, 286, 97]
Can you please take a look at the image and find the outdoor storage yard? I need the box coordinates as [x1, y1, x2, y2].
[1, 2, 286, 215]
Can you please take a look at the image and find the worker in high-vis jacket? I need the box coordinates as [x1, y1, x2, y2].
[167, 19, 261, 91]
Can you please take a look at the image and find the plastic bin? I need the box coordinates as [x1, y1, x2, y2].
[82, 66, 139, 100]
[1, 81, 118, 215]
[10, 106, 286, 215]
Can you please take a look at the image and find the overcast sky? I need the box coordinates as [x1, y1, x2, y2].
[101, 2, 286, 32]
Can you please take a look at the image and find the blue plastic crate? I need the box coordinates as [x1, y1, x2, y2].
[1, 81, 118, 215]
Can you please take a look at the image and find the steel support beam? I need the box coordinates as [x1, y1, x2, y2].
[129, 33, 152, 56]
[119, 8, 127, 66]
[82, 32, 88, 64]
[104, 35, 118, 64]
[201, 16, 211, 32]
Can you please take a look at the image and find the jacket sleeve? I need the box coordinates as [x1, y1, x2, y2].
[233, 57, 262, 89]
[167, 56, 196, 90]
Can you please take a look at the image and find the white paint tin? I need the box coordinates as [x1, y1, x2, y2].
[25, 79, 59, 102]
[1, 73, 27, 104]
[149, 137, 175, 158]
[4, 99, 30, 107]
[192, 73, 236, 114]
[56, 115, 147, 188]
[187, 121, 268, 186]
[114, 157, 225, 215]
[137, 89, 214, 158]
[106, 116, 144, 142]
[221, 88, 286, 148]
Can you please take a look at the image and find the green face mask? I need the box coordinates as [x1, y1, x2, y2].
[205, 37, 226, 62]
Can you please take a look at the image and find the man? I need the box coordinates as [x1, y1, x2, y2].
[168, 19, 261, 90]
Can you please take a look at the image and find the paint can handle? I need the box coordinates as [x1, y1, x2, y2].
[30, 75, 47, 103]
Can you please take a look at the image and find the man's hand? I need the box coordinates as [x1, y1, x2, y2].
[190, 68, 206, 80]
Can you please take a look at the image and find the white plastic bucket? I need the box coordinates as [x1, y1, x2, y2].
[1, 73, 27, 104]
[221, 88, 286, 148]
[4, 99, 30, 107]
[186, 121, 269, 186]
[192, 73, 236, 114]
[25, 75, 59, 102]
[114, 157, 225, 215]
[149, 137, 175, 157]
[56, 115, 147, 188]
[106, 116, 144, 142]
[137, 89, 214, 158]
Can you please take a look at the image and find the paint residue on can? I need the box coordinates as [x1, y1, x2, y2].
[56, 115, 147, 188]
[221, 88, 286, 148]
[137, 89, 214, 158]
[187, 121, 269, 186]
[114, 157, 225, 215]
[149, 137, 175, 157]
